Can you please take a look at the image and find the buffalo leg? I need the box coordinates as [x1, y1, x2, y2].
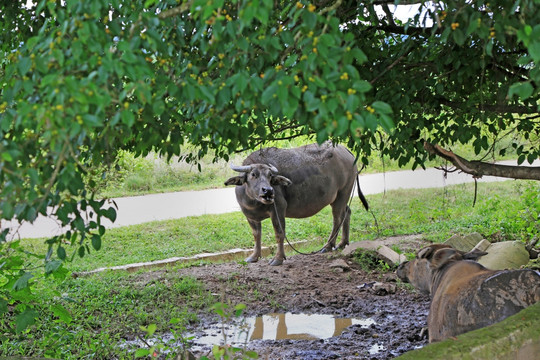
[269, 212, 286, 266]
[246, 219, 262, 263]
[321, 203, 348, 252]
[337, 205, 351, 249]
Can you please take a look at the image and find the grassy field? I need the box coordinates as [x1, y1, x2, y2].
[4, 177, 539, 358]
[22, 180, 537, 274]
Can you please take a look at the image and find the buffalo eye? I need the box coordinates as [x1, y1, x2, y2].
[250, 171, 258, 179]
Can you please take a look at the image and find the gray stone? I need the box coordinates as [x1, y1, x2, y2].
[342, 240, 384, 256]
[477, 241, 530, 270]
[472, 239, 492, 253]
[342, 241, 406, 265]
[376, 245, 407, 265]
[371, 282, 397, 295]
[330, 259, 351, 271]
[444, 232, 484, 252]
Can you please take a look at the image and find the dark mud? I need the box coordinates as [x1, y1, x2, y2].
[175, 238, 431, 359]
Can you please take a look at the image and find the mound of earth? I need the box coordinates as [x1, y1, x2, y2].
[175, 240, 431, 360]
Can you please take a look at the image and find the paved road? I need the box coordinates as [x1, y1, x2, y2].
[5, 159, 537, 239]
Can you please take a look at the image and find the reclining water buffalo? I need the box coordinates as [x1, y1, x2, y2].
[224, 142, 369, 266]
[397, 244, 540, 342]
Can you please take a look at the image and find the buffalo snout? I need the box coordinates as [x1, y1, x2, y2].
[261, 186, 275, 202]
[396, 261, 410, 282]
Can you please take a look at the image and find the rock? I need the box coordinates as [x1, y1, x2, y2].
[371, 282, 397, 295]
[343, 241, 406, 265]
[444, 232, 484, 252]
[377, 245, 407, 265]
[472, 239, 491, 253]
[477, 241, 530, 270]
[342, 240, 384, 256]
[330, 259, 351, 271]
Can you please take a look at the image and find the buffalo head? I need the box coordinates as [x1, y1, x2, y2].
[397, 244, 487, 295]
[224, 163, 292, 205]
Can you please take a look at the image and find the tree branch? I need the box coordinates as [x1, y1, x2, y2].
[157, 2, 192, 20]
[424, 142, 540, 181]
[423, 96, 537, 115]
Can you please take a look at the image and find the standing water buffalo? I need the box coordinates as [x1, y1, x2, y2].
[224, 142, 369, 266]
[397, 244, 540, 342]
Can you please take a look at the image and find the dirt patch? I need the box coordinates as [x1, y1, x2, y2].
[172, 236, 432, 359]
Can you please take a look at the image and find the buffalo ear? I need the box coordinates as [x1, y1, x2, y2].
[417, 244, 452, 260]
[462, 248, 488, 261]
[271, 175, 292, 187]
[417, 246, 435, 260]
[430, 248, 462, 269]
[224, 175, 246, 186]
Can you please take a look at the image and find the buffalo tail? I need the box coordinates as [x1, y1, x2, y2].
[356, 174, 369, 211]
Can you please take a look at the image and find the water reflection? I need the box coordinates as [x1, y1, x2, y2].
[247, 313, 376, 341]
[192, 313, 376, 348]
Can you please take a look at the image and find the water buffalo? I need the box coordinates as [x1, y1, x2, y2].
[224, 142, 369, 266]
[397, 244, 540, 342]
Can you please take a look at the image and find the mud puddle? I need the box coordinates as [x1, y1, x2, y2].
[133, 237, 432, 359]
[191, 313, 377, 348]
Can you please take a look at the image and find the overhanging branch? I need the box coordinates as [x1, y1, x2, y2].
[424, 142, 540, 181]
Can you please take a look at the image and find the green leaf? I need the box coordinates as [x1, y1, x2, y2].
[371, 101, 393, 114]
[121, 110, 135, 126]
[353, 80, 372, 93]
[134, 349, 151, 358]
[45, 260, 62, 275]
[303, 91, 320, 111]
[508, 82, 534, 100]
[104, 207, 117, 222]
[234, 303, 246, 317]
[199, 85, 215, 103]
[528, 41, 540, 62]
[379, 113, 395, 133]
[91, 234, 102, 251]
[144, 0, 158, 7]
[213, 302, 226, 317]
[0, 299, 7, 315]
[453, 28, 466, 46]
[261, 83, 277, 105]
[1, 150, 13, 162]
[17, 57, 32, 76]
[16, 308, 38, 333]
[2, 201, 14, 219]
[78, 245, 85, 258]
[147, 323, 157, 336]
[346, 94, 359, 112]
[13, 272, 33, 291]
[51, 304, 72, 324]
[57, 246, 67, 260]
[152, 100, 165, 116]
[245, 350, 259, 359]
[302, 10, 317, 28]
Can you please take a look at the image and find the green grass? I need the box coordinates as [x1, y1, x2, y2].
[5, 179, 538, 359]
[1, 271, 213, 359]
[22, 179, 537, 273]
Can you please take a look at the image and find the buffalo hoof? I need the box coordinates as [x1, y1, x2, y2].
[269, 258, 284, 266]
[245, 255, 259, 263]
[319, 246, 333, 253]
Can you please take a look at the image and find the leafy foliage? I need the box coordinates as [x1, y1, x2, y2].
[1, 0, 539, 333]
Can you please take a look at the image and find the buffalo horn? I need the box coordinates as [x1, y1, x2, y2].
[230, 164, 252, 173]
[268, 164, 278, 173]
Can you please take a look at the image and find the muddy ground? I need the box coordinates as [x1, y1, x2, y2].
[176, 236, 432, 359]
